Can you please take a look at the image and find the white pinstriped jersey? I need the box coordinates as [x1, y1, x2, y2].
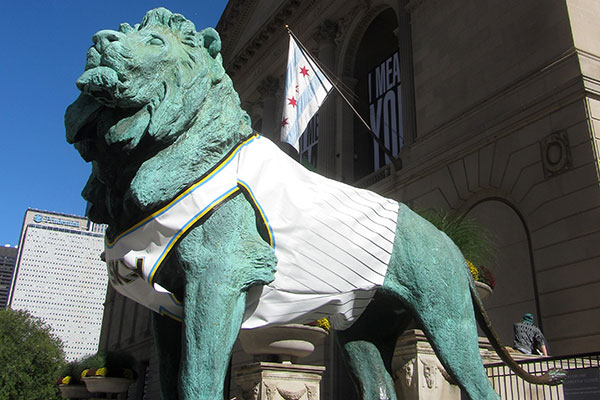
[104, 135, 399, 329]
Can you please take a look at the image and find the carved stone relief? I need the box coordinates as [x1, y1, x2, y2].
[312, 20, 340, 45]
[277, 384, 307, 400]
[257, 76, 281, 99]
[251, 379, 318, 400]
[264, 382, 277, 400]
[398, 357, 416, 388]
[305, 384, 317, 400]
[233, 381, 260, 400]
[420, 359, 437, 389]
[541, 131, 571, 177]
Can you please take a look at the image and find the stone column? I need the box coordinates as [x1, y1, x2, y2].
[232, 362, 325, 400]
[336, 76, 357, 183]
[257, 76, 280, 141]
[313, 20, 338, 178]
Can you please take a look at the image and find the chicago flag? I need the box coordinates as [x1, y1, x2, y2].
[280, 35, 333, 151]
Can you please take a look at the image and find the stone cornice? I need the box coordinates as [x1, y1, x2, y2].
[219, 0, 354, 80]
[216, 0, 260, 59]
[220, 0, 303, 77]
[577, 48, 600, 97]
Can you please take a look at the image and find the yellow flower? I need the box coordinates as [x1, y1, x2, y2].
[316, 318, 331, 332]
[81, 369, 89, 379]
[96, 367, 108, 377]
[466, 260, 479, 281]
[61, 376, 72, 385]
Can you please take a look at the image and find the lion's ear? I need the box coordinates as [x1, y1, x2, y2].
[200, 28, 221, 58]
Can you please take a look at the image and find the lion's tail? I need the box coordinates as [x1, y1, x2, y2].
[470, 285, 566, 386]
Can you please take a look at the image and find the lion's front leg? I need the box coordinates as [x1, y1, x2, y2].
[180, 272, 247, 399]
[175, 196, 276, 400]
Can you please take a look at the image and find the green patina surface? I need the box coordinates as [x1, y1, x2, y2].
[65, 8, 504, 399]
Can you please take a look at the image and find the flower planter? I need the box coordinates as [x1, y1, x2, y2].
[239, 323, 328, 362]
[475, 281, 493, 300]
[58, 384, 93, 399]
[82, 376, 134, 394]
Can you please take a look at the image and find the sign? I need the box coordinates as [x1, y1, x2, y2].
[563, 368, 600, 400]
[33, 213, 80, 228]
[367, 50, 404, 171]
[26, 210, 87, 231]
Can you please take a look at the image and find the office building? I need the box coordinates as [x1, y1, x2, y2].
[0, 245, 17, 308]
[9, 209, 108, 361]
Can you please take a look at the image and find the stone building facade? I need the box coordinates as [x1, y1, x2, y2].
[216, 0, 600, 355]
[97, 1, 600, 398]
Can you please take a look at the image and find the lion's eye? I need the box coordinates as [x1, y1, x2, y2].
[148, 36, 164, 46]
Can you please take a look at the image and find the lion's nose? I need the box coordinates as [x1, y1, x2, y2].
[92, 30, 122, 53]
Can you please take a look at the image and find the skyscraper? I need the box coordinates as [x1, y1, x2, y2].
[8, 209, 108, 361]
[0, 245, 17, 309]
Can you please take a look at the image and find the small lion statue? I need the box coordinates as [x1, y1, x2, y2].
[66, 8, 563, 400]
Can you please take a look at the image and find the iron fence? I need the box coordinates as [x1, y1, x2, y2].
[484, 352, 600, 399]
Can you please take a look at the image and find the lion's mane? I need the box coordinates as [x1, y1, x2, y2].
[66, 8, 252, 235]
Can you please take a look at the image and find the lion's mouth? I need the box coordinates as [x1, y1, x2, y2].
[76, 66, 122, 107]
[67, 104, 144, 159]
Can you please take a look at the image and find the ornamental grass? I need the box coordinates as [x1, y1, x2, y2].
[416, 207, 497, 288]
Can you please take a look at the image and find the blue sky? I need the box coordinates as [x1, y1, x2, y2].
[0, 1, 228, 246]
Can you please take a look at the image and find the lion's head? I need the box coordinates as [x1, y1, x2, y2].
[66, 8, 252, 233]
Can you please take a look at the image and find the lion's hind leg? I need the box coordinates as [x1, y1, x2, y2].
[382, 204, 499, 400]
[337, 293, 412, 400]
[153, 312, 183, 400]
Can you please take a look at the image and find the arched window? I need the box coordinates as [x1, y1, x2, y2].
[467, 199, 541, 344]
[348, 7, 415, 184]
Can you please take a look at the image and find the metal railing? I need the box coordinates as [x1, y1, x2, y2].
[484, 352, 600, 399]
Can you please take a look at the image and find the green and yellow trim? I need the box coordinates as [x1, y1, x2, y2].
[106, 134, 259, 248]
[237, 179, 275, 248]
[147, 186, 240, 284]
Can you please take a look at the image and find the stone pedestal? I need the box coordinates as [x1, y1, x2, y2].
[232, 362, 325, 400]
[391, 329, 553, 399]
[392, 329, 461, 400]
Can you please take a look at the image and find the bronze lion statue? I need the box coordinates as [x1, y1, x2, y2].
[66, 8, 563, 400]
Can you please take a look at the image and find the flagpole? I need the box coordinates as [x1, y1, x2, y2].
[285, 25, 397, 163]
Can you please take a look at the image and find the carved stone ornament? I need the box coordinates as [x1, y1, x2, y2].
[398, 357, 416, 387]
[312, 20, 340, 45]
[264, 382, 277, 400]
[277, 384, 307, 400]
[257, 76, 280, 98]
[232, 382, 260, 400]
[541, 131, 571, 177]
[420, 359, 437, 389]
[305, 384, 317, 400]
